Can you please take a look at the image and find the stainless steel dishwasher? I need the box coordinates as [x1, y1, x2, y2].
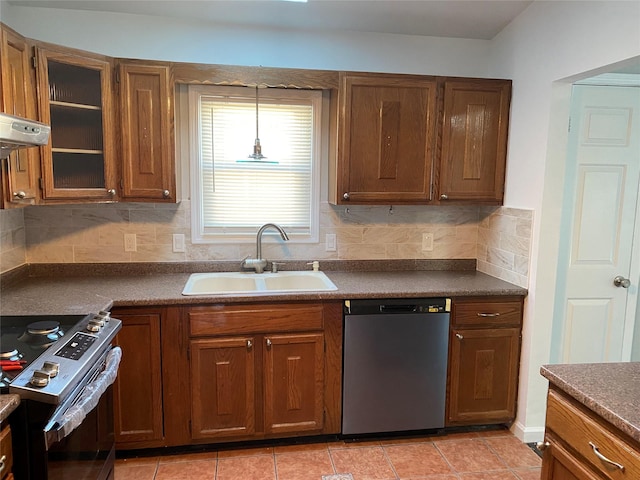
[342, 298, 450, 436]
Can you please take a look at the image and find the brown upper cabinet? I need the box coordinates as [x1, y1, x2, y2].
[118, 62, 175, 202]
[0, 25, 41, 207]
[334, 74, 511, 205]
[439, 79, 511, 204]
[36, 47, 118, 201]
[336, 73, 438, 204]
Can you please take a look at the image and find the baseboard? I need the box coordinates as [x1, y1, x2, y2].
[510, 421, 545, 443]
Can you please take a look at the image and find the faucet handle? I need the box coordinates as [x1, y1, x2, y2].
[271, 262, 285, 273]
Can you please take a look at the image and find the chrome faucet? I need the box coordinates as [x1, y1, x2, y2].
[241, 223, 289, 273]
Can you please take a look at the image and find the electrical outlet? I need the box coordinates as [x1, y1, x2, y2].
[325, 233, 337, 252]
[173, 233, 186, 253]
[422, 233, 434, 252]
[124, 233, 137, 252]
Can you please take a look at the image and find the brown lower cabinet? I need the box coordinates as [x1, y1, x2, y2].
[540, 387, 640, 479]
[186, 302, 341, 444]
[112, 302, 342, 449]
[0, 423, 13, 480]
[111, 307, 165, 449]
[447, 296, 523, 425]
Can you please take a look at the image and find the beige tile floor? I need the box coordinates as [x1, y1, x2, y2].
[115, 429, 542, 480]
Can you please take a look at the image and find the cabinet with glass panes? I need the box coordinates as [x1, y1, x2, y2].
[36, 48, 117, 200]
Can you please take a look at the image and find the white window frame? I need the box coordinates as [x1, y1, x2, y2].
[188, 85, 322, 244]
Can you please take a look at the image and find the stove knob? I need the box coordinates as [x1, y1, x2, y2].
[87, 321, 102, 333]
[42, 361, 60, 378]
[90, 316, 105, 327]
[97, 310, 111, 319]
[30, 370, 51, 387]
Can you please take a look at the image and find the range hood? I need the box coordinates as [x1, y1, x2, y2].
[0, 112, 50, 159]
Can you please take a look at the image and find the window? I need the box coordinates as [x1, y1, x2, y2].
[189, 85, 322, 243]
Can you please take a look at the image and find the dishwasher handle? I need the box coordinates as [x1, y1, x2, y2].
[379, 304, 417, 313]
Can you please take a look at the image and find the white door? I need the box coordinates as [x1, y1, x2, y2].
[552, 84, 640, 364]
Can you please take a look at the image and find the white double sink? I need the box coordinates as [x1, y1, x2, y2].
[182, 271, 338, 296]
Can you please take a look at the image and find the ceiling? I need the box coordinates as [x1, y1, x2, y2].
[7, 0, 533, 40]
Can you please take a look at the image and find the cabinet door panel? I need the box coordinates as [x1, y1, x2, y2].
[447, 327, 520, 424]
[190, 337, 255, 439]
[440, 80, 510, 203]
[264, 333, 324, 434]
[338, 73, 437, 204]
[1, 27, 40, 206]
[113, 312, 163, 444]
[119, 63, 175, 201]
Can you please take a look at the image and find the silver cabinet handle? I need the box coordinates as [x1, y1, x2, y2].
[455, 333, 463, 340]
[477, 312, 500, 317]
[589, 442, 625, 471]
[0, 454, 6, 473]
[440, 194, 448, 200]
[163, 189, 170, 198]
[13, 190, 26, 199]
[613, 276, 631, 288]
[343, 192, 350, 200]
[266, 338, 272, 348]
[246, 340, 252, 350]
[107, 188, 116, 196]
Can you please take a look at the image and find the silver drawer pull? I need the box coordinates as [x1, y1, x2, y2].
[477, 312, 500, 317]
[0, 454, 6, 472]
[589, 442, 625, 471]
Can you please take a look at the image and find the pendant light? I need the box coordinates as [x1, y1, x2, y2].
[237, 85, 277, 164]
[248, 85, 265, 160]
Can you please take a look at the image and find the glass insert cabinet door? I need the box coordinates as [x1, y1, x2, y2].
[36, 49, 117, 200]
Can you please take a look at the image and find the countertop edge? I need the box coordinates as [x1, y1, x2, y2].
[0, 394, 20, 424]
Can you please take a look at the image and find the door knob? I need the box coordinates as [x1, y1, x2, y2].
[613, 276, 631, 288]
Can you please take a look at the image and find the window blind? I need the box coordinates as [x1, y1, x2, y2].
[192, 87, 319, 240]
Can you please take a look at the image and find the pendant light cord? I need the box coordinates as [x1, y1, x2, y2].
[255, 85, 259, 141]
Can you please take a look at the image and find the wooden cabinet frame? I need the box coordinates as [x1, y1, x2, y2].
[446, 296, 523, 426]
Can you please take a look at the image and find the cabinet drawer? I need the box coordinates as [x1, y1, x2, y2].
[546, 389, 640, 479]
[452, 297, 522, 327]
[189, 303, 324, 337]
[0, 425, 13, 479]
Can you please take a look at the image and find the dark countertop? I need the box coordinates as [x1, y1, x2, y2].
[0, 262, 527, 316]
[0, 394, 20, 424]
[541, 362, 640, 443]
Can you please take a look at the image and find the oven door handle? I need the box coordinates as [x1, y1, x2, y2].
[44, 346, 122, 448]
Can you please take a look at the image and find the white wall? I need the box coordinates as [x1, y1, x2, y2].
[1, 3, 491, 77]
[488, 0, 640, 441]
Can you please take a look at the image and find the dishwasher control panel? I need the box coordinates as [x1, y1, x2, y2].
[344, 297, 451, 315]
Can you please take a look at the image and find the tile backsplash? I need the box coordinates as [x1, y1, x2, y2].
[0, 202, 532, 288]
